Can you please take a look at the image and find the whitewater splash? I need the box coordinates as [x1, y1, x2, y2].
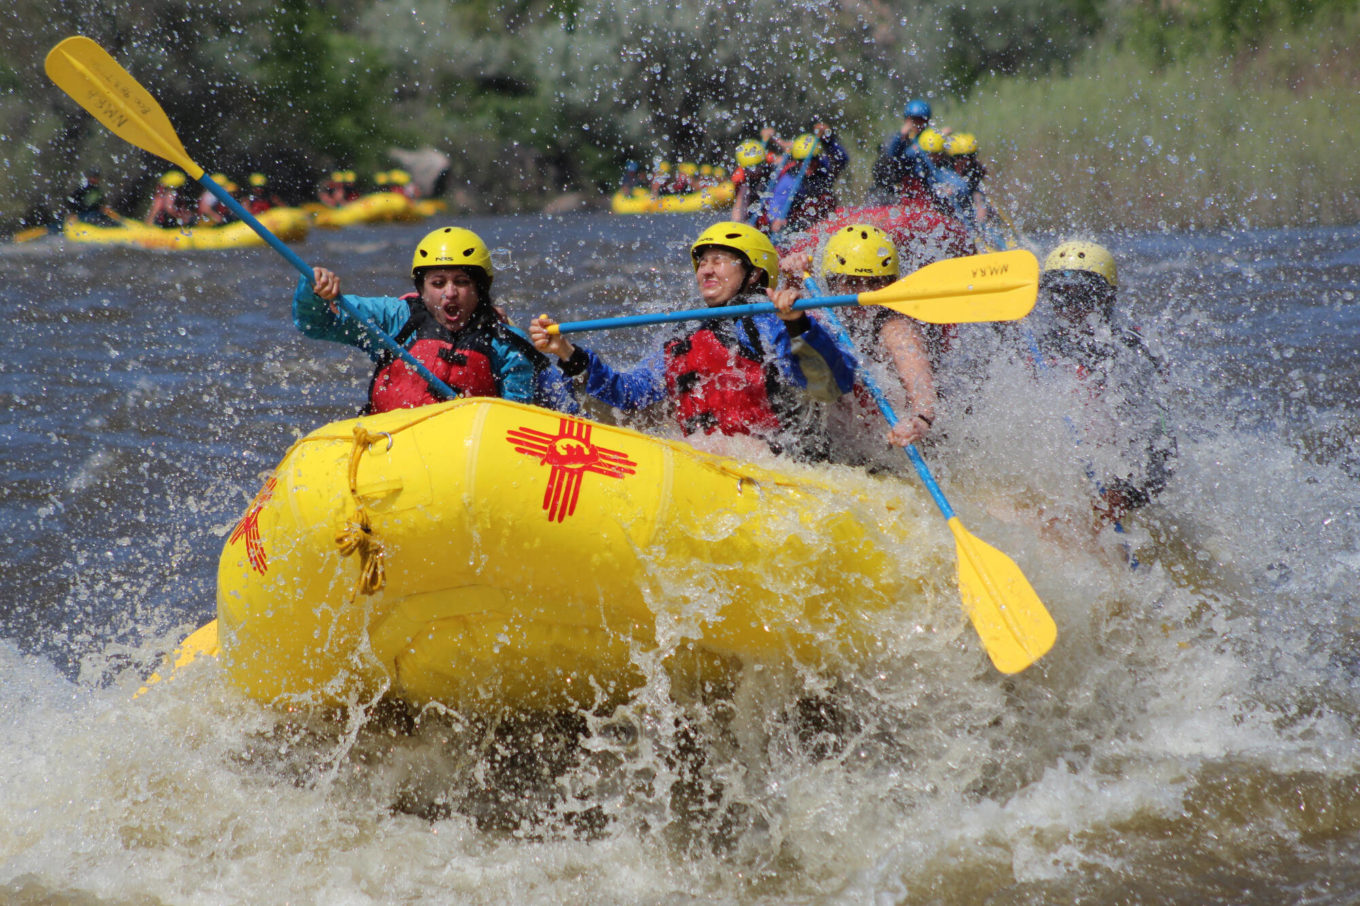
[2, 219, 1359, 903]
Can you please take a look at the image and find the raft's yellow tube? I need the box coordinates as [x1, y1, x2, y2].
[312, 192, 426, 228]
[610, 182, 734, 215]
[652, 182, 735, 213]
[63, 207, 310, 250]
[216, 399, 925, 711]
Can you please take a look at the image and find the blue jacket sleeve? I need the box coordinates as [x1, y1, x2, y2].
[799, 315, 859, 394]
[930, 166, 971, 217]
[535, 366, 582, 414]
[818, 138, 850, 180]
[578, 347, 669, 410]
[291, 276, 411, 363]
[498, 325, 581, 412]
[489, 330, 538, 404]
[754, 313, 857, 395]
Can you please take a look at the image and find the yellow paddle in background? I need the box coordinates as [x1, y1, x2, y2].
[548, 248, 1038, 335]
[44, 35, 464, 404]
[44, 34, 453, 689]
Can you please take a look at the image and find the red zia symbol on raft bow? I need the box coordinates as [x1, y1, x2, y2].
[228, 475, 276, 574]
[506, 418, 637, 522]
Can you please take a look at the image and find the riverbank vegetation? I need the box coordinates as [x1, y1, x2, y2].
[1, 0, 1355, 233]
[942, 3, 1360, 232]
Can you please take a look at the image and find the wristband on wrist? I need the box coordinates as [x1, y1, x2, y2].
[559, 346, 589, 377]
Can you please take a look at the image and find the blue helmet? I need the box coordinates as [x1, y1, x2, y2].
[903, 99, 931, 120]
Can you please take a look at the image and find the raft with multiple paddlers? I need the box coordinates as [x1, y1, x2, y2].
[211, 397, 936, 712]
[62, 207, 311, 250]
[610, 182, 735, 214]
[309, 191, 447, 229]
[42, 35, 1055, 713]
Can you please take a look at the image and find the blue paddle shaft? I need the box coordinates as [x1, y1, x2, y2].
[746, 152, 789, 226]
[196, 174, 460, 401]
[805, 277, 957, 521]
[555, 294, 860, 335]
[770, 141, 817, 226]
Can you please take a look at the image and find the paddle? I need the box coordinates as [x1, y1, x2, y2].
[991, 203, 1025, 250]
[43, 35, 461, 402]
[13, 224, 53, 243]
[547, 248, 1037, 335]
[802, 274, 1055, 672]
[768, 136, 818, 231]
[746, 150, 789, 226]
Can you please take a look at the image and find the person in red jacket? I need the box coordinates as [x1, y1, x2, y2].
[529, 222, 856, 460]
[294, 226, 577, 414]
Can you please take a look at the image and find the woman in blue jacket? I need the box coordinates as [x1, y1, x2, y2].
[529, 222, 855, 459]
[294, 226, 576, 413]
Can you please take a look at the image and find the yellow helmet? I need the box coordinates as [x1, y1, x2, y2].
[678, 161, 698, 175]
[159, 170, 187, 188]
[713, 166, 727, 179]
[1043, 241, 1117, 289]
[411, 226, 494, 282]
[388, 168, 411, 185]
[917, 129, 946, 154]
[690, 222, 779, 289]
[248, 172, 268, 187]
[329, 170, 345, 182]
[946, 132, 978, 156]
[790, 133, 819, 161]
[735, 139, 766, 168]
[657, 161, 672, 174]
[375, 171, 390, 186]
[700, 164, 714, 176]
[209, 173, 229, 185]
[822, 225, 899, 278]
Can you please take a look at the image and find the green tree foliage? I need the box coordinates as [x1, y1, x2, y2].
[928, 0, 1105, 87]
[1118, 0, 1358, 62]
[1, 0, 1356, 230]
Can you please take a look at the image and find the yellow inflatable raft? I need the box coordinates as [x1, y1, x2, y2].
[63, 207, 310, 250]
[214, 398, 931, 712]
[312, 191, 430, 228]
[609, 182, 735, 215]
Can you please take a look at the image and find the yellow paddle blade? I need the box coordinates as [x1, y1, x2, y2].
[13, 225, 51, 243]
[860, 249, 1039, 323]
[44, 36, 204, 179]
[947, 517, 1056, 673]
[134, 620, 221, 697]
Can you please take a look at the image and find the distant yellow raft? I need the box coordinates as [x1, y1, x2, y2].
[63, 207, 310, 250]
[311, 191, 433, 228]
[610, 182, 735, 214]
[215, 399, 930, 712]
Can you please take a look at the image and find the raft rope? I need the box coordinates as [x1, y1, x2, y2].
[335, 425, 391, 595]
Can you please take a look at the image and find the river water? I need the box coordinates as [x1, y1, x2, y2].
[1, 213, 1358, 904]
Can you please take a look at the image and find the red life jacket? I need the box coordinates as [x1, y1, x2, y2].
[367, 299, 500, 412]
[663, 319, 782, 437]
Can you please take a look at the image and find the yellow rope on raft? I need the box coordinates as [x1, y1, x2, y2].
[335, 425, 389, 595]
